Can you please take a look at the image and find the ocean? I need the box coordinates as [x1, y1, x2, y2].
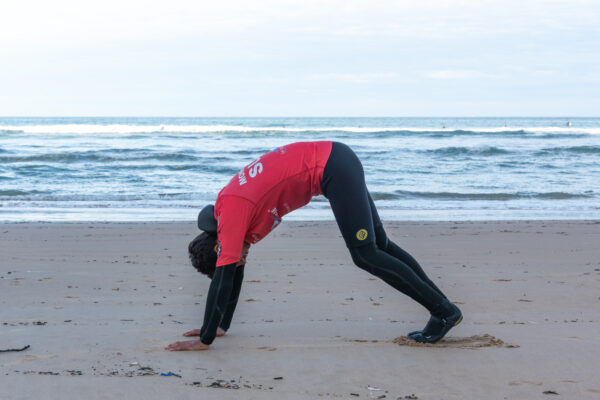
[0, 117, 598, 222]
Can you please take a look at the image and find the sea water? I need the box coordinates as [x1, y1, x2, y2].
[0, 117, 598, 222]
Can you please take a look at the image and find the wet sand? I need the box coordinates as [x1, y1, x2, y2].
[1, 220, 599, 399]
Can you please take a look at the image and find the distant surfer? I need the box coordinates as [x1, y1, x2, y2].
[165, 141, 462, 351]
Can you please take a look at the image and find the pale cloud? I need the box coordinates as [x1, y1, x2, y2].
[426, 70, 500, 80]
[0, 0, 268, 49]
[306, 72, 401, 84]
[3, 0, 599, 49]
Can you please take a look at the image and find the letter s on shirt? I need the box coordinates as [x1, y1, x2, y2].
[248, 162, 263, 178]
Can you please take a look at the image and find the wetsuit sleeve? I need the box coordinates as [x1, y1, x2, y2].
[216, 196, 254, 266]
[219, 264, 245, 331]
[200, 263, 236, 345]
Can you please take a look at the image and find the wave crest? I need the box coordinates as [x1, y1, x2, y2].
[423, 146, 511, 157]
[1, 124, 599, 136]
[369, 190, 592, 201]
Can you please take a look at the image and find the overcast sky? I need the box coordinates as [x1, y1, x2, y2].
[1, 0, 599, 116]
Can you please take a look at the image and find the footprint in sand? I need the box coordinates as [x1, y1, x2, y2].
[509, 380, 542, 386]
[392, 334, 519, 349]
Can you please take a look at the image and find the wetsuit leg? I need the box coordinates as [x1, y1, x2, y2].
[350, 243, 444, 311]
[321, 142, 376, 248]
[321, 142, 445, 313]
[368, 193, 447, 300]
[364, 192, 455, 337]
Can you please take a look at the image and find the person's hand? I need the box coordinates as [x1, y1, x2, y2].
[165, 339, 209, 351]
[182, 327, 226, 337]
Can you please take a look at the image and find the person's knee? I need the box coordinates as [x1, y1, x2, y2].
[349, 243, 378, 272]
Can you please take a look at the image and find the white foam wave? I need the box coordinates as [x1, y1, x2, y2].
[1, 124, 599, 135]
[0, 193, 214, 202]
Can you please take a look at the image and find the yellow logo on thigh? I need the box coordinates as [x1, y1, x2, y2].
[356, 229, 368, 241]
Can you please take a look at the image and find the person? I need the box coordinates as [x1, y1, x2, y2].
[165, 141, 462, 351]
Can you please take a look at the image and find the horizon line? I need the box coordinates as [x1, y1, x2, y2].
[1, 115, 597, 119]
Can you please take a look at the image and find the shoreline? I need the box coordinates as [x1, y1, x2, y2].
[2, 204, 598, 224]
[2, 220, 599, 399]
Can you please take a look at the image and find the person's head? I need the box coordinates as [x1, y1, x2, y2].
[188, 232, 218, 279]
[188, 233, 251, 278]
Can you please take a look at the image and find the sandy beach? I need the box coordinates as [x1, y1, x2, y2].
[1, 220, 599, 399]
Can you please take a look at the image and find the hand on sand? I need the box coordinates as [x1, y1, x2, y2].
[182, 327, 226, 337]
[165, 340, 209, 351]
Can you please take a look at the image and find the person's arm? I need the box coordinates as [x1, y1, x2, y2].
[166, 197, 252, 351]
[198, 262, 237, 345]
[165, 263, 240, 351]
[218, 264, 244, 332]
[165, 263, 236, 351]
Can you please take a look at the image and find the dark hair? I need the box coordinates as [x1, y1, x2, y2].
[188, 232, 217, 279]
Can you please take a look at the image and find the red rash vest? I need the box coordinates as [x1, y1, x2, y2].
[214, 141, 333, 266]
